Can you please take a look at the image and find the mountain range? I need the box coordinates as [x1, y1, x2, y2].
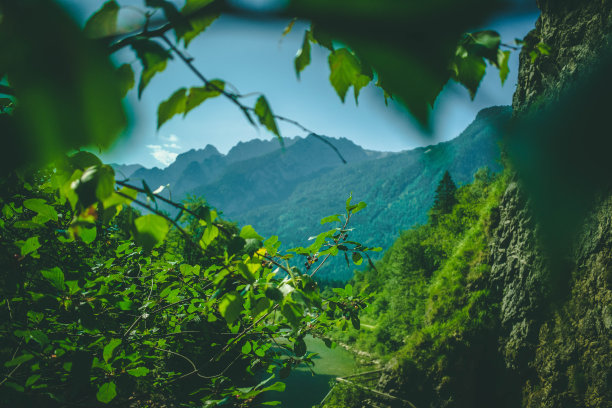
[112, 105, 511, 279]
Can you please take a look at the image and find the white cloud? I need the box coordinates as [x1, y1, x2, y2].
[161, 134, 179, 143]
[163, 143, 181, 149]
[147, 144, 178, 166]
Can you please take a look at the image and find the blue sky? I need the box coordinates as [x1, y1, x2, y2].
[61, 1, 539, 168]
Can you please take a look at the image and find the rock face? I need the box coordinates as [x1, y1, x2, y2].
[513, 0, 612, 113]
[489, 0, 612, 406]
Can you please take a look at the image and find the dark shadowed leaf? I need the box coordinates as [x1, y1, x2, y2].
[0, 1, 126, 173]
[295, 30, 312, 78]
[96, 382, 117, 404]
[184, 80, 225, 115]
[158, 88, 187, 129]
[133, 214, 169, 251]
[219, 291, 244, 324]
[254, 96, 282, 143]
[84, 1, 119, 39]
[41, 267, 65, 291]
[131, 39, 172, 98]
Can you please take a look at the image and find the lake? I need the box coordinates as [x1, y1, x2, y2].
[263, 336, 359, 407]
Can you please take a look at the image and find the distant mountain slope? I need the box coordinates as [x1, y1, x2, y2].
[232, 106, 510, 279]
[116, 106, 510, 279]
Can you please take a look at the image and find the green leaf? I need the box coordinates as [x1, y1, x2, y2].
[15, 236, 41, 256]
[469, 30, 501, 62]
[41, 267, 65, 291]
[181, 0, 219, 47]
[261, 382, 286, 393]
[351, 201, 367, 214]
[281, 302, 302, 327]
[185, 80, 224, 115]
[199, 224, 219, 249]
[218, 292, 244, 325]
[72, 165, 116, 207]
[236, 263, 255, 283]
[294, 337, 306, 356]
[147, 0, 192, 41]
[25, 374, 41, 387]
[328, 48, 363, 103]
[84, 1, 119, 38]
[240, 225, 263, 241]
[320, 214, 341, 224]
[116, 64, 135, 98]
[127, 366, 150, 377]
[450, 51, 486, 99]
[351, 315, 360, 330]
[79, 226, 97, 244]
[96, 382, 117, 404]
[23, 198, 58, 223]
[254, 96, 282, 142]
[103, 338, 122, 363]
[157, 88, 187, 129]
[69, 151, 103, 170]
[283, 18, 297, 36]
[133, 214, 169, 251]
[4, 353, 33, 367]
[265, 287, 283, 302]
[263, 235, 280, 256]
[295, 30, 312, 79]
[352, 252, 363, 265]
[131, 39, 172, 98]
[241, 341, 252, 354]
[498, 50, 510, 85]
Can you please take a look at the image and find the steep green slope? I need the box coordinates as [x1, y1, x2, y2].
[324, 168, 512, 408]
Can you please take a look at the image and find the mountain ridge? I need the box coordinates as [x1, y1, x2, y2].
[111, 105, 510, 279]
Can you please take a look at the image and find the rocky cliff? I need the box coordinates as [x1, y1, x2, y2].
[489, 0, 612, 406]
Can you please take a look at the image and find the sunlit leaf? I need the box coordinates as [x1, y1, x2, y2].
[240, 225, 263, 241]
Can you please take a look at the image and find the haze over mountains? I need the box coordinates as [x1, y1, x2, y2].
[112, 106, 510, 279]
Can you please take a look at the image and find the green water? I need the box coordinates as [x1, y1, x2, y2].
[264, 336, 358, 407]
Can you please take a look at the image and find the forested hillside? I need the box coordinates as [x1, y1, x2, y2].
[116, 106, 510, 279]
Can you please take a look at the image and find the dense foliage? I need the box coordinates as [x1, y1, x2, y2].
[0, 153, 379, 406]
[325, 167, 509, 407]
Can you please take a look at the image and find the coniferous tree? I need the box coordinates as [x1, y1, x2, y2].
[430, 170, 458, 223]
